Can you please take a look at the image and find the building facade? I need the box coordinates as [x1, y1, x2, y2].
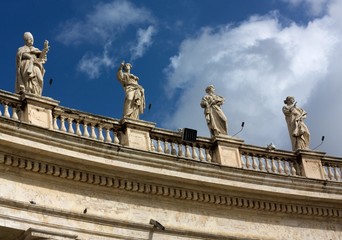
[0, 90, 341, 240]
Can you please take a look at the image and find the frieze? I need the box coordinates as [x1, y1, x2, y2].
[0, 153, 341, 218]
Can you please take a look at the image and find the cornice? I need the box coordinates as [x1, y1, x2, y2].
[1, 117, 342, 203]
[1, 153, 341, 219]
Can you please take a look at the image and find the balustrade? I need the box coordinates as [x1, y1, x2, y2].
[240, 148, 301, 176]
[3, 90, 342, 182]
[52, 107, 121, 144]
[0, 90, 21, 121]
[150, 129, 213, 162]
[321, 157, 342, 182]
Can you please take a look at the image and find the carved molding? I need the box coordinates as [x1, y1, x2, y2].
[21, 228, 78, 240]
[1, 153, 341, 218]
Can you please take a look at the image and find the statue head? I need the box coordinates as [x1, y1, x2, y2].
[205, 85, 215, 94]
[124, 63, 132, 72]
[284, 96, 295, 105]
[23, 32, 34, 46]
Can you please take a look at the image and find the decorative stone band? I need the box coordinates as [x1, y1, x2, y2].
[23, 228, 78, 240]
[321, 157, 342, 181]
[1, 153, 341, 218]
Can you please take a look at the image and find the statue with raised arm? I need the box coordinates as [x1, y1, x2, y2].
[200, 85, 228, 137]
[116, 61, 145, 119]
[282, 96, 310, 151]
[15, 32, 49, 96]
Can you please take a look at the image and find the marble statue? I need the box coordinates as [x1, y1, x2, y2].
[282, 96, 310, 151]
[15, 32, 49, 96]
[200, 85, 228, 137]
[116, 61, 145, 119]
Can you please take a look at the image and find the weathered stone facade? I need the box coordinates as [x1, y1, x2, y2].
[0, 89, 341, 239]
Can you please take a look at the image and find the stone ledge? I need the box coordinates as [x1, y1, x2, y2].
[22, 228, 78, 240]
[1, 118, 342, 202]
[1, 153, 341, 219]
[0, 203, 262, 240]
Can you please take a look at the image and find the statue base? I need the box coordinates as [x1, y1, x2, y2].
[20, 93, 59, 129]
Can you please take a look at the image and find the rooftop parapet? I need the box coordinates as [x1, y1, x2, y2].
[0, 89, 341, 183]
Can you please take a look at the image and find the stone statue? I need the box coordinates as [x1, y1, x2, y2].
[116, 61, 145, 119]
[282, 96, 310, 151]
[200, 85, 228, 137]
[15, 32, 49, 96]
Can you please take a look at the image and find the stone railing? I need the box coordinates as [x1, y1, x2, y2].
[0, 90, 21, 121]
[52, 106, 122, 144]
[1, 89, 342, 182]
[239, 145, 301, 176]
[150, 128, 213, 162]
[321, 156, 342, 182]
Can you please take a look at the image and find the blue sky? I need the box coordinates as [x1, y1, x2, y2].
[2, 0, 342, 156]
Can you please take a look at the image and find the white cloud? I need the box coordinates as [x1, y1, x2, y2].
[56, 0, 157, 79]
[130, 26, 156, 61]
[78, 42, 114, 79]
[163, 11, 340, 154]
[56, 0, 153, 45]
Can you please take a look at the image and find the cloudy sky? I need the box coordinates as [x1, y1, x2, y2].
[1, 0, 342, 156]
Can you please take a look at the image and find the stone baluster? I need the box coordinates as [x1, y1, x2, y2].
[199, 145, 205, 161]
[295, 161, 301, 176]
[90, 124, 97, 139]
[68, 118, 74, 134]
[0, 103, 2, 116]
[185, 144, 191, 158]
[323, 165, 329, 179]
[171, 142, 177, 155]
[290, 162, 297, 176]
[12, 106, 19, 120]
[150, 138, 156, 151]
[328, 165, 335, 180]
[241, 153, 246, 168]
[105, 127, 112, 143]
[4, 103, 10, 118]
[278, 159, 284, 174]
[98, 125, 104, 141]
[192, 145, 198, 160]
[284, 161, 291, 175]
[164, 140, 170, 154]
[252, 155, 258, 170]
[335, 165, 341, 181]
[113, 130, 120, 144]
[266, 158, 272, 172]
[271, 158, 277, 173]
[246, 155, 251, 169]
[178, 142, 184, 157]
[205, 148, 212, 162]
[83, 122, 90, 138]
[60, 116, 67, 132]
[76, 121, 82, 136]
[157, 139, 163, 153]
[260, 157, 266, 172]
[53, 115, 59, 130]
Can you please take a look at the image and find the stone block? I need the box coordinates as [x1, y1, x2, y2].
[120, 118, 156, 151]
[20, 93, 59, 129]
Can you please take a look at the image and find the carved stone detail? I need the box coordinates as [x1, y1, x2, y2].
[1, 153, 341, 218]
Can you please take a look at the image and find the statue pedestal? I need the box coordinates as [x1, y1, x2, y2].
[297, 150, 326, 180]
[213, 135, 244, 167]
[120, 118, 156, 151]
[20, 93, 59, 129]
